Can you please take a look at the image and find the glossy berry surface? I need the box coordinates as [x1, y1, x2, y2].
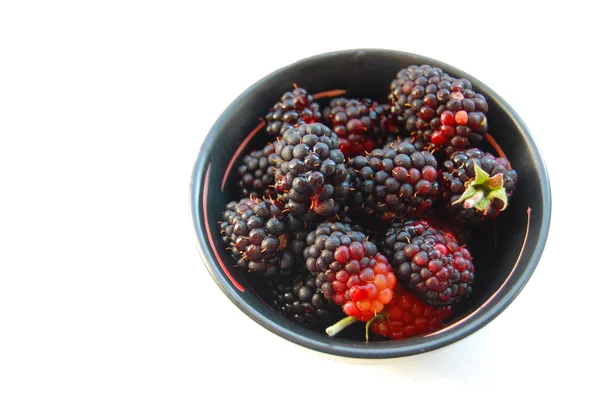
[265, 87, 321, 137]
[270, 267, 344, 330]
[369, 285, 452, 340]
[389, 64, 489, 155]
[379, 220, 474, 306]
[348, 141, 439, 222]
[220, 197, 293, 279]
[237, 143, 276, 198]
[304, 222, 396, 322]
[269, 123, 350, 219]
[323, 97, 397, 157]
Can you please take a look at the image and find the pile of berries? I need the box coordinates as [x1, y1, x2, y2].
[218, 65, 518, 341]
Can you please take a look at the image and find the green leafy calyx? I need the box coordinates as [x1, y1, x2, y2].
[452, 163, 508, 213]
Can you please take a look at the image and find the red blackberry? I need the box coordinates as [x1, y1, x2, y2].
[304, 222, 396, 322]
[439, 148, 518, 223]
[270, 267, 344, 331]
[369, 285, 452, 340]
[323, 97, 397, 157]
[348, 141, 439, 222]
[379, 220, 474, 306]
[389, 65, 488, 155]
[237, 143, 276, 197]
[269, 123, 350, 219]
[265, 86, 321, 137]
[220, 197, 293, 279]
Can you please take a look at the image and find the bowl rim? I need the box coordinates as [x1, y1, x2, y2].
[189, 49, 552, 359]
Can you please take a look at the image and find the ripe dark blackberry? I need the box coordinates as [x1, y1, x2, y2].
[379, 220, 474, 306]
[220, 197, 293, 279]
[389, 64, 488, 155]
[270, 267, 343, 330]
[369, 285, 452, 340]
[269, 123, 350, 219]
[287, 216, 310, 257]
[237, 143, 276, 197]
[348, 141, 439, 222]
[323, 97, 397, 157]
[304, 222, 396, 322]
[265, 86, 321, 137]
[439, 148, 518, 223]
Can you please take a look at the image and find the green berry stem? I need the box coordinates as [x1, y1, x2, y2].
[326, 316, 358, 337]
[364, 315, 383, 341]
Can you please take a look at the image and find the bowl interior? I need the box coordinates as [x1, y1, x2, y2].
[191, 49, 550, 358]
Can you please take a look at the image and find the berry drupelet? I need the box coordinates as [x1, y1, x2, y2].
[385, 135, 427, 153]
[348, 140, 439, 222]
[270, 267, 344, 331]
[368, 285, 452, 340]
[389, 64, 488, 155]
[439, 148, 518, 224]
[323, 97, 397, 157]
[265, 86, 322, 137]
[304, 222, 396, 322]
[220, 197, 293, 279]
[237, 143, 276, 198]
[269, 123, 350, 219]
[379, 220, 474, 306]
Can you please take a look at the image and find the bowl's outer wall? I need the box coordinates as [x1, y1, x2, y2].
[191, 49, 551, 358]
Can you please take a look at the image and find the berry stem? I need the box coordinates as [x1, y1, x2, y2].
[452, 164, 508, 212]
[364, 315, 383, 342]
[484, 132, 512, 169]
[313, 89, 347, 100]
[326, 316, 358, 337]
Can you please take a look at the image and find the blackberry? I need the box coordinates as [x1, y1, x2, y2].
[323, 97, 397, 157]
[287, 216, 310, 254]
[265, 86, 321, 137]
[237, 143, 276, 197]
[304, 222, 396, 322]
[269, 123, 350, 219]
[439, 148, 518, 223]
[270, 267, 343, 331]
[348, 141, 439, 222]
[220, 197, 293, 279]
[389, 65, 488, 155]
[379, 220, 474, 306]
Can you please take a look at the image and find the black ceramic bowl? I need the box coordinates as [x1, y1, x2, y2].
[190, 49, 551, 359]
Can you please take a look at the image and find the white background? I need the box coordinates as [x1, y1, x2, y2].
[1, 0, 598, 395]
